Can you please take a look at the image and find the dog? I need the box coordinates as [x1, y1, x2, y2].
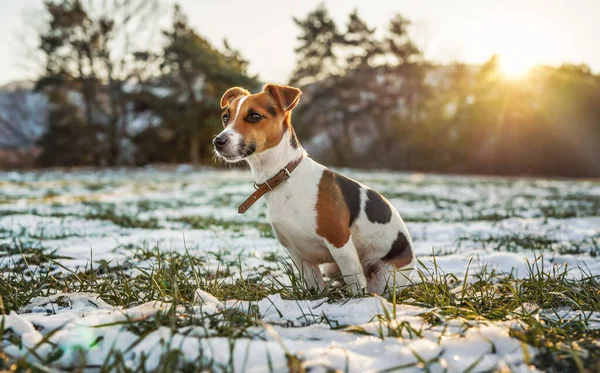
[213, 84, 415, 295]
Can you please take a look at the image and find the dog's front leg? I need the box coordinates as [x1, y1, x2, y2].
[288, 251, 325, 291]
[324, 236, 367, 294]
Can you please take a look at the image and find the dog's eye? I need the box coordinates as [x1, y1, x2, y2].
[222, 114, 229, 124]
[247, 113, 263, 123]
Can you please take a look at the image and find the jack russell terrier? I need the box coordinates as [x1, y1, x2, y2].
[213, 84, 415, 295]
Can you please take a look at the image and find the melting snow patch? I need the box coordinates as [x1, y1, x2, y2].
[0, 293, 541, 372]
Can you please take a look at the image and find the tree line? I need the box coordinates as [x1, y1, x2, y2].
[289, 5, 600, 178]
[33, 0, 258, 167]
[23, 1, 600, 177]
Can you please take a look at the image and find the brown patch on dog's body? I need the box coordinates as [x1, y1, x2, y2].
[315, 170, 352, 248]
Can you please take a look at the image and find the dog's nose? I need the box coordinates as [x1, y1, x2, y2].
[213, 134, 228, 147]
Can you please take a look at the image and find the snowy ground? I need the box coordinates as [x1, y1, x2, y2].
[1, 167, 599, 372]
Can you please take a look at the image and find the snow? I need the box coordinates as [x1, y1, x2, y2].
[1, 168, 598, 371]
[2, 293, 540, 372]
[539, 309, 600, 330]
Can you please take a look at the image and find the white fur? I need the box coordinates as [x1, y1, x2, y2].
[212, 98, 416, 294]
[324, 238, 367, 292]
[232, 96, 247, 123]
[215, 96, 248, 161]
[241, 129, 416, 295]
[246, 129, 306, 184]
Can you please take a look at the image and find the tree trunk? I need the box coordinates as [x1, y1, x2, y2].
[108, 84, 120, 167]
[190, 133, 199, 166]
[76, 50, 94, 127]
[109, 119, 119, 167]
[340, 111, 354, 165]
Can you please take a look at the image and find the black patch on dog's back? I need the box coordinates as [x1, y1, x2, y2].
[332, 172, 361, 227]
[382, 231, 411, 263]
[365, 189, 392, 224]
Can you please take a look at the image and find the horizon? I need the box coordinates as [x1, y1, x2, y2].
[1, 0, 599, 86]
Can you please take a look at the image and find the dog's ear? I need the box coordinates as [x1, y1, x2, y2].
[264, 84, 302, 112]
[220, 87, 250, 108]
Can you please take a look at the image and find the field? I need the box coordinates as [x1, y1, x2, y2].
[1, 167, 599, 372]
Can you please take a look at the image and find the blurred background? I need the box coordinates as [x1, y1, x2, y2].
[1, 0, 599, 177]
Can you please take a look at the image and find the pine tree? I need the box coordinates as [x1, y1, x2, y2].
[141, 5, 259, 165]
[290, 4, 342, 87]
[290, 5, 425, 167]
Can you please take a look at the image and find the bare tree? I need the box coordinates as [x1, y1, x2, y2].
[35, 0, 164, 166]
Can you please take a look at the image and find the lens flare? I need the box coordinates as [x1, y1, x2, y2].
[498, 54, 534, 79]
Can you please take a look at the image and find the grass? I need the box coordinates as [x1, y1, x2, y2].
[83, 202, 162, 229]
[539, 194, 600, 219]
[460, 233, 600, 257]
[1, 171, 600, 372]
[1, 241, 599, 372]
[0, 242, 352, 313]
[174, 216, 274, 238]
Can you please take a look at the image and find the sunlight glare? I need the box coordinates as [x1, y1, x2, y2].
[499, 54, 534, 79]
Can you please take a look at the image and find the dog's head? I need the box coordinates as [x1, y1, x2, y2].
[213, 84, 301, 162]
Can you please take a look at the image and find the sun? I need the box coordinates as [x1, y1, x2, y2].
[498, 54, 534, 79]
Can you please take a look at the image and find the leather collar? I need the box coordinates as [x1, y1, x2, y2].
[238, 155, 304, 214]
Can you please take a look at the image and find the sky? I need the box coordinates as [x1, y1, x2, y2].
[1, 0, 599, 86]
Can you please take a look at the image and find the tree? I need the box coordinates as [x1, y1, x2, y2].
[291, 5, 426, 167]
[133, 5, 259, 165]
[35, 0, 160, 167]
[290, 4, 342, 87]
[414, 63, 474, 171]
[532, 64, 600, 176]
[37, 88, 107, 166]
